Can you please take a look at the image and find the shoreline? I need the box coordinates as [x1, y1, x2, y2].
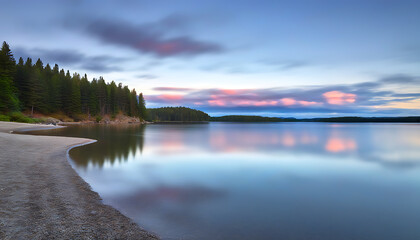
[0, 122, 159, 239]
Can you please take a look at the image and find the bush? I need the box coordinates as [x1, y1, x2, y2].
[95, 115, 102, 123]
[9, 112, 39, 123]
[0, 114, 11, 122]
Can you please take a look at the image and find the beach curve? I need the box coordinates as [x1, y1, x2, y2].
[0, 122, 159, 240]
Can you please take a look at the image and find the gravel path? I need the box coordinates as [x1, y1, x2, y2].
[0, 122, 159, 240]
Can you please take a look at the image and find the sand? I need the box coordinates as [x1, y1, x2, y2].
[0, 122, 159, 240]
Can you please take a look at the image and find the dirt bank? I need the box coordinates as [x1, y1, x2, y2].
[0, 122, 159, 239]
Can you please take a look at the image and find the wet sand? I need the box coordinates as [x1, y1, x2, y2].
[0, 122, 159, 239]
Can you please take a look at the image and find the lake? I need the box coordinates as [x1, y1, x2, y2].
[29, 122, 420, 240]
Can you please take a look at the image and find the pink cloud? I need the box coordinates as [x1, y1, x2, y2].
[208, 100, 226, 106]
[220, 89, 238, 95]
[233, 100, 278, 106]
[298, 100, 319, 106]
[280, 98, 296, 106]
[157, 94, 183, 100]
[323, 91, 356, 105]
[254, 100, 278, 106]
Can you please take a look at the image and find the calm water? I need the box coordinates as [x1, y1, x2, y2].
[30, 123, 420, 240]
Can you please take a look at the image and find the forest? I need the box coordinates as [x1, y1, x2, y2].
[0, 41, 147, 122]
[147, 107, 210, 122]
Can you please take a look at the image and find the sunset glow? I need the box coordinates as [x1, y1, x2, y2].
[323, 91, 356, 105]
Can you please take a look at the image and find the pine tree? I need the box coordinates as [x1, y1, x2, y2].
[25, 58, 44, 115]
[49, 64, 62, 112]
[80, 74, 90, 115]
[138, 93, 147, 120]
[97, 77, 107, 115]
[70, 73, 81, 115]
[0, 41, 19, 112]
[109, 81, 117, 115]
[89, 78, 99, 116]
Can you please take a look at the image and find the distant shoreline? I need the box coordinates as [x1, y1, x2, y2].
[0, 122, 158, 239]
[210, 115, 420, 123]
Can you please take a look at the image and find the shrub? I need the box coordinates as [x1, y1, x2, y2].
[95, 115, 103, 123]
[9, 112, 38, 123]
[0, 114, 11, 122]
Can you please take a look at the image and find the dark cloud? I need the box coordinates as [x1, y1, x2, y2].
[83, 18, 224, 58]
[380, 74, 420, 84]
[14, 47, 124, 73]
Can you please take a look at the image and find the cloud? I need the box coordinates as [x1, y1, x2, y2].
[154, 87, 193, 92]
[200, 59, 309, 75]
[14, 47, 124, 72]
[323, 91, 356, 105]
[137, 74, 158, 80]
[258, 59, 309, 71]
[145, 75, 420, 116]
[380, 74, 420, 84]
[83, 18, 224, 58]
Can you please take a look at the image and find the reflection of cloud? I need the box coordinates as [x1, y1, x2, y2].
[122, 185, 226, 205]
[281, 133, 296, 147]
[107, 184, 226, 227]
[325, 138, 357, 152]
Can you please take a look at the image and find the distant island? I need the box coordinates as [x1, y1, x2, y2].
[147, 107, 210, 122]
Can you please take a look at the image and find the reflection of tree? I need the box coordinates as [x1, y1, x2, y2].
[71, 124, 146, 167]
[29, 124, 146, 168]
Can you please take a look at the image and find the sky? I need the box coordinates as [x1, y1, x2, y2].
[1, 0, 420, 117]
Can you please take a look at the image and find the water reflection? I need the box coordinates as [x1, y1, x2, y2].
[29, 123, 420, 169]
[27, 123, 420, 240]
[28, 124, 146, 167]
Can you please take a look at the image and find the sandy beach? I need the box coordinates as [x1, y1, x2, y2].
[0, 122, 158, 239]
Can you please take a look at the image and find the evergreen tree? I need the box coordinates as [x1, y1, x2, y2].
[89, 78, 99, 116]
[70, 73, 81, 115]
[80, 74, 90, 114]
[97, 77, 107, 115]
[1, 41, 148, 120]
[0, 41, 19, 112]
[14, 57, 26, 109]
[138, 93, 147, 120]
[109, 81, 117, 115]
[49, 64, 62, 112]
[25, 58, 44, 115]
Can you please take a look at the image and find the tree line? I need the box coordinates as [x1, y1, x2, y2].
[147, 107, 210, 122]
[0, 41, 147, 120]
